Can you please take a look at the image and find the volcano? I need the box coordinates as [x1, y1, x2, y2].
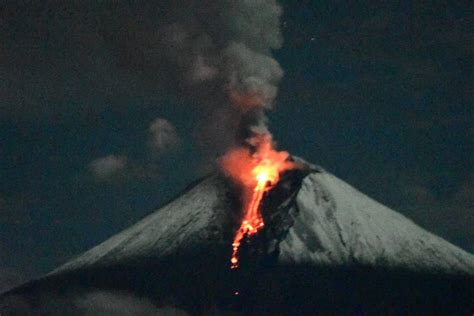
[1, 157, 473, 315]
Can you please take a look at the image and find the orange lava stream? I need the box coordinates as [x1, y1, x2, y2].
[230, 161, 278, 269]
[219, 135, 293, 269]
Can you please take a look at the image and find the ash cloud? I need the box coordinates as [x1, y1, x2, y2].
[1, 0, 284, 158]
[150, 0, 284, 155]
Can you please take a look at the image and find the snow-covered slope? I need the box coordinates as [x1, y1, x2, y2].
[53, 175, 232, 273]
[278, 171, 474, 274]
[49, 165, 474, 277]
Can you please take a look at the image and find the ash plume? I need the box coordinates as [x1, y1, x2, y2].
[123, 0, 284, 156]
[1, 1, 284, 160]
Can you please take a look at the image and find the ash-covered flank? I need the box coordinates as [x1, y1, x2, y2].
[1, 157, 473, 315]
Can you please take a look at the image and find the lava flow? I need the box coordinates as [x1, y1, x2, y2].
[220, 136, 293, 269]
[230, 158, 279, 269]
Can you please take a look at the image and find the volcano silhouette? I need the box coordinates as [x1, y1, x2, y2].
[1, 158, 473, 315]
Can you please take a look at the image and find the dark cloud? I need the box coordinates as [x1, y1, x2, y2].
[0, 290, 189, 315]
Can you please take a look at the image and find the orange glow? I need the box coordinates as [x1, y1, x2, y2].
[219, 135, 293, 269]
[230, 159, 277, 269]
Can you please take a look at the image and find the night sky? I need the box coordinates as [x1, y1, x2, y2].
[1, 1, 472, 289]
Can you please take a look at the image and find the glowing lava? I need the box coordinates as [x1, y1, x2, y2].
[219, 135, 294, 269]
[230, 158, 280, 269]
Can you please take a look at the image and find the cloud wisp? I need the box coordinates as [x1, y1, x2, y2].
[148, 118, 180, 155]
[0, 290, 189, 315]
[87, 118, 181, 182]
[88, 155, 128, 182]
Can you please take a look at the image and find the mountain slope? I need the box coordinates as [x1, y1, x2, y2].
[51, 165, 474, 276]
[53, 175, 233, 274]
[1, 160, 473, 314]
[278, 171, 474, 274]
